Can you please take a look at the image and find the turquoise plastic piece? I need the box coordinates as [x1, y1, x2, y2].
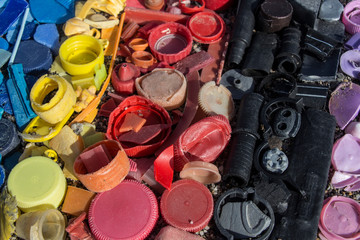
[6, 64, 36, 130]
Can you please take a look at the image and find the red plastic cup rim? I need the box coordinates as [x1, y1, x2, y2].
[89, 180, 158, 240]
[187, 11, 225, 44]
[160, 179, 213, 232]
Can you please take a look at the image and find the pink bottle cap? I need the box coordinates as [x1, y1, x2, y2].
[187, 11, 225, 44]
[89, 180, 158, 240]
[343, 0, 360, 35]
[160, 179, 213, 232]
[148, 22, 193, 64]
[319, 196, 360, 240]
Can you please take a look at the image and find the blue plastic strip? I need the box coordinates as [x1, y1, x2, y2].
[0, 0, 28, 36]
[6, 64, 36, 130]
[55, 0, 74, 10]
[9, 6, 29, 65]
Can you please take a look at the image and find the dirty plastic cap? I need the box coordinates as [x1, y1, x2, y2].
[0, 118, 20, 157]
[160, 179, 214, 232]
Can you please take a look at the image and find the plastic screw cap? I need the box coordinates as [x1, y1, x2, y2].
[187, 11, 225, 44]
[7, 156, 67, 212]
[13, 40, 52, 74]
[160, 179, 214, 232]
[148, 22, 193, 64]
[340, 50, 360, 79]
[0, 118, 20, 157]
[89, 180, 158, 240]
[343, 0, 360, 35]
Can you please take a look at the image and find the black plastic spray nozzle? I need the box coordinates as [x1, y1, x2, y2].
[224, 93, 264, 187]
[227, 0, 261, 67]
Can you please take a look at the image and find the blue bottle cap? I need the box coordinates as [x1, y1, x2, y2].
[0, 165, 5, 189]
[0, 118, 20, 158]
[13, 40, 52, 74]
[29, 0, 74, 24]
[34, 24, 60, 55]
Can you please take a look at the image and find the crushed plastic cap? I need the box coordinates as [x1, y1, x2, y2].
[0, 118, 20, 158]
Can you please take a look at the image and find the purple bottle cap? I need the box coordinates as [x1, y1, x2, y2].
[340, 50, 360, 79]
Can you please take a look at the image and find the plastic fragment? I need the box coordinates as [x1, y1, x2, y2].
[0, 187, 19, 240]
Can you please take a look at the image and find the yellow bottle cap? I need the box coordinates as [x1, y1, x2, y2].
[7, 156, 67, 212]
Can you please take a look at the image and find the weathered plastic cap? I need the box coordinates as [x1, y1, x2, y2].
[13, 40, 52, 74]
[319, 196, 360, 240]
[0, 118, 20, 158]
[160, 179, 213, 232]
[89, 180, 158, 240]
[187, 11, 225, 44]
[343, 0, 360, 35]
[7, 156, 67, 212]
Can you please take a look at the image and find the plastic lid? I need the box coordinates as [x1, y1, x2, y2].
[89, 180, 158, 240]
[174, 115, 231, 171]
[198, 81, 235, 120]
[187, 12, 225, 44]
[148, 22, 193, 64]
[160, 179, 213, 232]
[111, 63, 139, 95]
[179, 161, 221, 184]
[0, 118, 20, 157]
[340, 50, 360, 79]
[7, 156, 67, 212]
[320, 196, 360, 240]
[343, 0, 360, 35]
[13, 40, 52, 74]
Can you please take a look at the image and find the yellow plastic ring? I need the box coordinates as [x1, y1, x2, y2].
[30, 74, 77, 124]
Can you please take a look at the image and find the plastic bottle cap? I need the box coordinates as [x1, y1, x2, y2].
[7, 156, 67, 212]
[340, 50, 360, 79]
[89, 180, 158, 240]
[160, 179, 213, 232]
[198, 81, 235, 120]
[179, 0, 205, 14]
[320, 196, 360, 240]
[111, 63, 140, 95]
[187, 12, 225, 44]
[131, 50, 155, 68]
[0, 118, 20, 157]
[107, 95, 172, 157]
[13, 40, 52, 74]
[179, 161, 221, 184]
[59, 35, 104, 76]
[343, 1, 360, 35]
[148, 22, 193, 64]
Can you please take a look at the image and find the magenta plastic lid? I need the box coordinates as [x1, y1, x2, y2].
[187, 12, 225, 44]
[89, 180, 158, 240]
[343, 0, 360, 35]
[319, 196, 360, 240]
[160, 179, 213, 232]
[148, 22, 193, 64]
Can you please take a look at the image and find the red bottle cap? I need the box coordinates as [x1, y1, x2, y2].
[178, 0, 205, 15]
[160, 179, 213, 232]
[173, 115, 231, 171]
[89, 180, 158, 240]
[111, 63, 140, 95]
[148, 22, 193, 64]
[107, 95, 172, 157]
[187, 11, 225, 44]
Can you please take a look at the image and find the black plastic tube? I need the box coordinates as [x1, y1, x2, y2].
[224, 93, 264, 187]
[275, 27, 302, 74]
[271, 109, 336, 240]
[227, 0, 261, 67]
[241, 32, 278, 77]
